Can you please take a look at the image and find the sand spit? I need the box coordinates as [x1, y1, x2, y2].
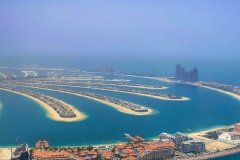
[21, 71, 38, 77]
[0, 73, 7, 78]
[0, 88, 87, 122]
[36, 87, 153, 116]
[0, 66, 64, 71]
[10, 85, 153, 116]
[21, 71, 29, 77]
[108, 74, 240, 102]
[71, 82, 168, 90]
[197, 85, 240, 101]
[46, 84, 189, 101]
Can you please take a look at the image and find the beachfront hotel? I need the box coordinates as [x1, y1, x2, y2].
[175, 132, 192, 145]
[218, 132, 240, 145]
[159, 133, 175, 143]
[175, 64, 198, 82]
[234, 123, 240, 133]
[32, 149, 73, 160]
[181, 140, 205, 153]
[137, 140, 175, 160]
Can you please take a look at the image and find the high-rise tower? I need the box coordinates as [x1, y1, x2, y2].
[175, 64, 198, 82]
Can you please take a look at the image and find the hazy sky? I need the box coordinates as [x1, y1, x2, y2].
[0, 0, 239, 59]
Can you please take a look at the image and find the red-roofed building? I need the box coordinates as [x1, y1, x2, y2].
[32, 149, 73, 160]
[137, 140, 175, 160]
[35, 140, 49, 149]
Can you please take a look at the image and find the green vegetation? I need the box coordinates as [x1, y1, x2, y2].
[87, 146, 93, 150]
[202, 131, 218, 140]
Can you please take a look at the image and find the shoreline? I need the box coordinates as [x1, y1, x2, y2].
[11, 85, 153, 116]
[109, 73, 240, 102]
[0, 66, 64, 71]
[0, 148, 11, 159]
[21, 71, 38, 77]
[0, 126, 232, 148]
[43, 84, 188, 101]
[0, 73, 7, 78]
[0, 88, 87, 122]
[196, 84, 240, 101]
[21, 71, 29, 77]
[60, 82, 168, 90]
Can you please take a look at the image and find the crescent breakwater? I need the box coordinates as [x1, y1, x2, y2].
[155, 78, 240, 101]
[93, 72, 240, 102]
[0, 85, 86, 122]
[3, 84, 153, 116]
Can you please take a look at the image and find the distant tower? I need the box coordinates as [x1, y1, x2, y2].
[192, 67, 198, 82]
[175, 64, 181, 80]
[175, 64, 199, 82]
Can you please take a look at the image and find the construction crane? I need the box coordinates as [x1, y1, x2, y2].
[16, 136, 19, 149]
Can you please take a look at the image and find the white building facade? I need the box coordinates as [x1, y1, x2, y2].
[218, 132, 240, 145]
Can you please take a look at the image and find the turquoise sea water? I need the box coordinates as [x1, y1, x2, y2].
[213, 153, 240, 160]
[0, 59, 240, 159]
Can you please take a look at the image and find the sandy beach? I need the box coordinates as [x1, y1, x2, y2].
[82, 87, 189, 101]
[0, 88, 87, 122]
[50, 82, 167, 89]
[39, 87, 153, 116]
[21, 71, 29, 77]
[112, 74, 240, 101]
[42, 84, 188, 101]
[188, 126, 235, 151]
[77, 83, 168, 90]
[197, 85, 240, 101]
[10, 85, 153, 116]
[0, 148, 11, 160]
[0, 73, 7, 79]
[32, 71, 38, 76]
[0, 66, 64, 71]
[21, 71, 38, 77]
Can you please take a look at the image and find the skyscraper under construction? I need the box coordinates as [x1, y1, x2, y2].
[175, 64, 198, 82]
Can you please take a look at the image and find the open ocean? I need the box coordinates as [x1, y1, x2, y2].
[0, 56, 239, 159]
